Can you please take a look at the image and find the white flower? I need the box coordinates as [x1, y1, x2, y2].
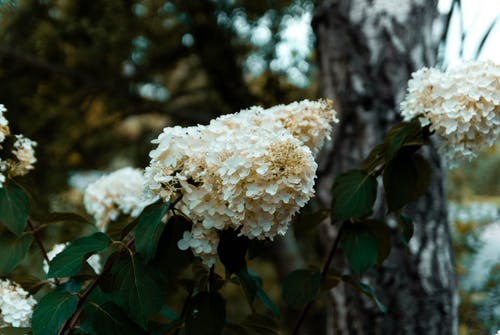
[0, 104, 9, 144]
[84, 167, 153, 231]
[177, 225, 219, 267]
[7, 135, 37, 177]
[400, 61, 500, 165]
[43, 243, 102, 276]
[0, 104, 37, 188]
[144, 100, 332, 265]
[0, 279, 36, 328]
[211, 99, 338, 155]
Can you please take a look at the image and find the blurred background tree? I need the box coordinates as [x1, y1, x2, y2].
[0, 0, 498, 334]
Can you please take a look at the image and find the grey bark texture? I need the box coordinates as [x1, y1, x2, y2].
[312, 0, 458, 334]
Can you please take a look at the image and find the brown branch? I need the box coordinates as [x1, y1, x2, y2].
[27, 217, 60, 286]
[60, 238, 135, 335]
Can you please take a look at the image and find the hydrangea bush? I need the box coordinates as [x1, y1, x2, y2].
[0, 61, 498, 335]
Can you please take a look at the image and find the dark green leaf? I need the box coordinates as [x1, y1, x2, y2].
[0, 184, 30, 236]
[341, 276, 387, 313]
[110, 254, 165, 327]
[383, 152, 431, 212]
[362, 144, 386, 173]
[160, 306, 178, 321]
[151, 215, 193, 285]
[185, 292, 226, 335]
[92, 302, 147, 335]
[366, 220, 392, 266]
[282, 269, 321, 308]
[47, 232, 110, 278]
[0, 231, 33, 275]
[224, 313, 281, 335]
[32, 288, 78, 335]
[292, 208, 329, 236]
[397, 214, 414, 246]
[255, 284, 279, 317]
[238, 269, 279, 316]
[134, 202, 169, 262]
[218, 229, 249, 274]
[331, 169, 377, 221]
[384, 120, 423, 162]
[341, 224, 378, 275]
[0, 327, 31, 335]
[358, 283, 387, 313]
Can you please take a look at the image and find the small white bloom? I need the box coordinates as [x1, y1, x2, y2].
[84, 167, 153, 231]
[0, 279, 36, 328]
[0, 104, 37, 187]
[7, 135, 37, 177]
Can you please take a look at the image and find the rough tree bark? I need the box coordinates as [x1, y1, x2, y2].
[313, 1, 458, 334]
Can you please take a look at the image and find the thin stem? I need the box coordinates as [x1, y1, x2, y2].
[27, 218, 60, 285]
[291, 223, 345, 335]
[174, 288, 193, 335]
[61, 238, 135, 335]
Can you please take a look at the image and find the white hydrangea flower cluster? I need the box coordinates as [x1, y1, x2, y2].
[84, 167, 151, 232]
[211, 99, 338, 155]
[0, 279, 36, 328]
[0, 104, 37, 187]
[43, 243, 102, 276]
[400, 61, 500, 164]
[145, 100, 336, 265]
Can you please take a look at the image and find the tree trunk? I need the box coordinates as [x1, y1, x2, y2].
[313, 1, 458, 334]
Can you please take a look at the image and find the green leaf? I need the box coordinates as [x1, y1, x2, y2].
[384, 120, 423, 162]
[151, 215, 193, 285]
[32, 288, 78, 335]
[282, 269, 321, 308]
[383, 152, 431, 212]
[160, 306, 178, 321]
[366, 220, 392, 266]
[397, 214, 414, 246]
[110, 254, 166, 327]
[0, 231, 33, 275]
[0, 184, 30, 236]
[341, 224, 378, 275]
[331, 169, 378, 221]
[341, 276, 387, 313]
[92, 302, 147, 335]
[47, 232, 110, 278]
[224, 313, 281, 335]
[218, 228, 249, 274]
[0, 328, 31, 335]
[185, 292, 226, 335]
[134, 202, 169, 262]
[362, 144, 386, 173]
[238, 269, 279, 316]
[358, 283, 387, 313]
[292, 208, 329, 236]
